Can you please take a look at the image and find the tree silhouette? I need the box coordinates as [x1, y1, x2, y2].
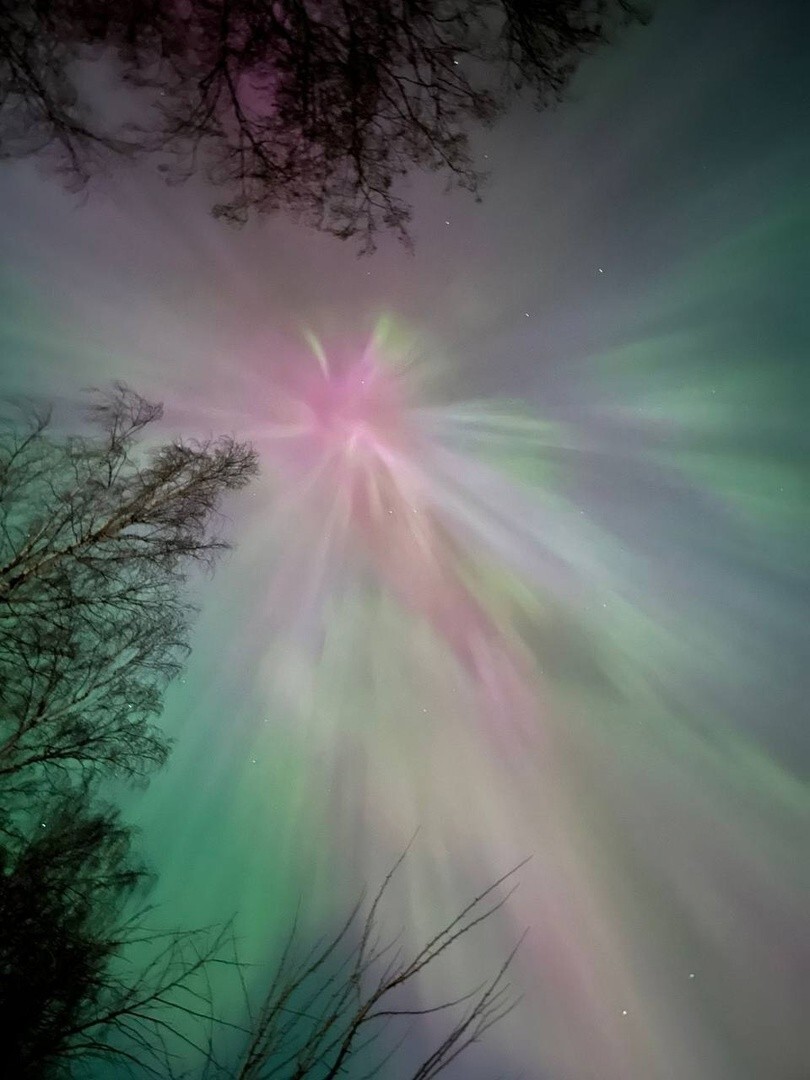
[225, 846, 528, 1080]
[0, 385, 258, 785]
[0, 384, 251, 1076]
[0, 780, 233, 1078]
[1, 809, 525, 1079]
[1, 0, 647, 249]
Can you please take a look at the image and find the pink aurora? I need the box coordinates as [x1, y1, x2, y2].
[265, 338, 538, 743]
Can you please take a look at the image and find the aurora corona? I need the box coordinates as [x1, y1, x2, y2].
[263, 327, 538, 748]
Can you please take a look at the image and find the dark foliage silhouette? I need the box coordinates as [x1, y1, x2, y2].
[0, 781, 233, 1078]
[1, 0, 647, 248]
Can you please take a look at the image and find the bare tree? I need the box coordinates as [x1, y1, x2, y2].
[1, 0, 648, 249]
[0, 384, 258, 784]
[223, 846, 528, 1080]
[2, 798, 526, 1080]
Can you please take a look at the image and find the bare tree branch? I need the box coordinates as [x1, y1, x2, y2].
[225, 847, 528, 1080]
[1, 0, 649, 250]
[0, 383, 258, 784]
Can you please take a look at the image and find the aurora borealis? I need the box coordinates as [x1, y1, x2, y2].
[1, 0, 808, 1077]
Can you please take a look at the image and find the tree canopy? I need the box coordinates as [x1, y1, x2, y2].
[0, 385, 258, 785]
[0, 0, 647, 248]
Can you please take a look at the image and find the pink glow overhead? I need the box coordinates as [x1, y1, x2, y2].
[267, 333, 537, 743]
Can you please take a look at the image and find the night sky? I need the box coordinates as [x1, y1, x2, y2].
[1, 0, 808, 1077]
